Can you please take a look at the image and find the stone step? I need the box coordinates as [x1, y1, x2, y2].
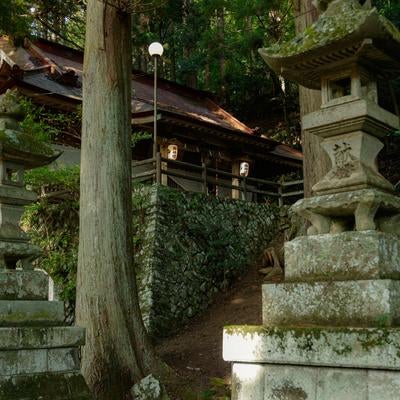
[285, 231, 400, 282]
[0, 347, 80, 376]
[0, 326, 85, 350]
[0, 270, 48, 300]
[230, 363, 400, 400]
[223, 325, 400, 370]
[0, 371, 92, 399]
[0, 300, 64, 327]
[262, 279, 400, 328]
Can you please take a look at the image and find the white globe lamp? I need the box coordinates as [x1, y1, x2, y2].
[148, 42, 164, 57]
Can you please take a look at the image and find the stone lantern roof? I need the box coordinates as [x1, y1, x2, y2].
[0, 90, 59, 169]
[259, 0, 400, 89]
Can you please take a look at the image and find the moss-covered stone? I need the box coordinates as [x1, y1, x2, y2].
[133, 184, 279, 337]
[263, 1, 398, 58]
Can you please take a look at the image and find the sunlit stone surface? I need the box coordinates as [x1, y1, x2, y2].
[224, 0, 400, 398]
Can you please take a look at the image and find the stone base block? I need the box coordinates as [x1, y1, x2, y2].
[292, 189, 400, 235]
[0, 270, 49, 300]
[0, 300, 64, 326]
[285, 231, 400, 282]
[231, 363, 400, 400]
[262, 279, 400, 327]
[0, 347, 80, 375]
[223, 326, 400, 370]
[0, 371, 92, 399]
[0, 326, 85, 350]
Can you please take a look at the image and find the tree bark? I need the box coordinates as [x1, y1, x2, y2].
[294, 0, 331, 197]
[217, 6, 226, 103]
[76, 1, 161, 399]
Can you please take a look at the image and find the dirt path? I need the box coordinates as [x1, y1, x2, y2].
[155, 262, 281, 398]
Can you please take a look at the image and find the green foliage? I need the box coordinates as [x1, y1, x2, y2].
[0, 0, 85, 48]
[0, 0, 32, 38]
[22, 166, 80, 302]
[200, 378, 230, 400]
[18, 97, 57, 143]
[25, 165, 80, 191]
[132, 130, 151, 147]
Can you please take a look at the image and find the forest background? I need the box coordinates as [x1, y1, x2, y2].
[1, 0, 399, 150]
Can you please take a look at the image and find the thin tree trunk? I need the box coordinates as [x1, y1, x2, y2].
[217, 6, 226, 103]
[182, 0, 197, 87]
[294, 0, 331, 197]
[76, 1, 161, 399]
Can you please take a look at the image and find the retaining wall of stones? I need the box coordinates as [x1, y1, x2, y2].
[133, 185, 279, 337]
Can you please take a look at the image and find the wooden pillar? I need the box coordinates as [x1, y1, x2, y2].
[160, 144, 168, 186]
[232, 161, 240, 199]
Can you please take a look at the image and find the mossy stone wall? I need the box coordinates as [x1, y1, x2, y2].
[133, 185, 279, 337]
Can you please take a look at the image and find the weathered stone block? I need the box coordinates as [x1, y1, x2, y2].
[48, 348, 79, 372]
[263, 364, 317, 400]
[17, 349, 47, 374]
[285, 231, 400, 282]
[0, 371, 92, 399]
[0, 270, 49, 300]
[0, 300, 64, 326]
[0, 326, 85, 350]
[292, 189, 400, 235]
[262, 279, 400, 327]
[231, 363, 265, 400]
[223, 326, 400, 369]
[0, 348, 80, 376]
[317, 368, 368, 400]
[230, 363, 400, 400]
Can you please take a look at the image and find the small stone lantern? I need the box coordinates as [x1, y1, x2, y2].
[0, 90, 59, 267]
[0, 90, 92, 399]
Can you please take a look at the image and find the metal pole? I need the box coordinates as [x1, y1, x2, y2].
[153, 56, 158, 159]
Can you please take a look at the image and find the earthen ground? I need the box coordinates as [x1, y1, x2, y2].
[155, 261, 282, 398]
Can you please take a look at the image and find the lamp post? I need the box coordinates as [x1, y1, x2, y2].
[148, 42, 164, 159]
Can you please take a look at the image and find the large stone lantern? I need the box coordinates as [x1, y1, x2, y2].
[260, 0, 400, 235]
[223, 1, 400, 399]
[0, 90, 92, 399]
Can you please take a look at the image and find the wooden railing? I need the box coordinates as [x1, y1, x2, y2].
[132, 153, 304, 204]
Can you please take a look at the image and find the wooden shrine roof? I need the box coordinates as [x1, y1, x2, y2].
[0, 36, 302, 165]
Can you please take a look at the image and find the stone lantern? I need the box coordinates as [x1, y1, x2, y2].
[223, 2, 400, 399]
[0, 90, 92, 399]
[260, 0, 400, 235]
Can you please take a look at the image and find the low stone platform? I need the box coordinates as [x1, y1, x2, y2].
[0, 300, 65, 326]
[285, 231, 400, 282]
[230, 363, 400, 400]
[262, 279, 400, 327]
[0, 270, 49, 300]
[0, 327, 85, 350]
[223, 326, 400, 369]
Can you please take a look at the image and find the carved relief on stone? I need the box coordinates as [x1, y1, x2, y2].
[313, 132, 393, 194]
[332, 141, 357, 179]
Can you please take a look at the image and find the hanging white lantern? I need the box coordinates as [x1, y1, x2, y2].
[167, 144, 178, 160]
[239, 162, 250, 177]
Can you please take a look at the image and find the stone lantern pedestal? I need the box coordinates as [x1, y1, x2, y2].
[0, 91, 91, 399]
[223, 1, 400, 398]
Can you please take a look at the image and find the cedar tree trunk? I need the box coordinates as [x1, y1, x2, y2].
[76, 1, 161, 399]
[294, 0, 331, 197]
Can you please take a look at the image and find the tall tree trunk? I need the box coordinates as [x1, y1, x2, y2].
[294, 0, 331, 197]
[76, 1, 161, 399]
[182, 0, 197, 87]
[217, 6, 226, 103]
